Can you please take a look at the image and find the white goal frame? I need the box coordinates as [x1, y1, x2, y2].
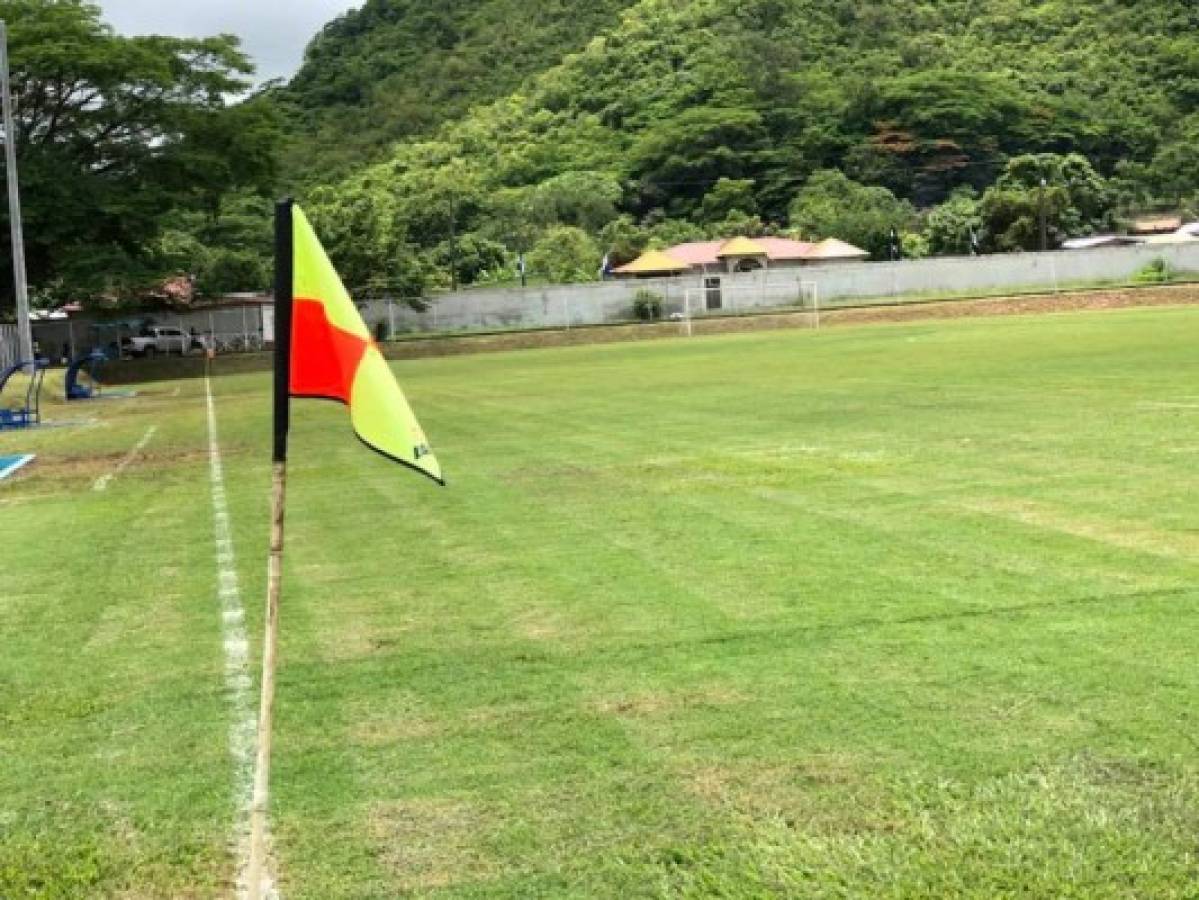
[680, 280, 821, 334]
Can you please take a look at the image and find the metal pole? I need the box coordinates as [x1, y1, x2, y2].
[448, 196, 458, 292]
[1039, 178, 1048, 253]
[387, 299, 395, 341]
[0, 22, 32, 366]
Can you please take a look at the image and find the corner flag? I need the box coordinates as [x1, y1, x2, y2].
[274, 199, 443, 483]
[246, 199, 443, 900]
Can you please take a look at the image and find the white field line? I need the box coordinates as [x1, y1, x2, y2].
[92, 426, 158, 492]
[204, 374, 278, 899]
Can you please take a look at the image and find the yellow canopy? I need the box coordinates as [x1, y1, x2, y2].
[716, 236, 768, 258]
[615, 249, 690, 275]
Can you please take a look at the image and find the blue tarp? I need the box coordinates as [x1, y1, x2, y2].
[0, 454, 34, 481]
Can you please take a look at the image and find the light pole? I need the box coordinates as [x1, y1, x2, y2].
[0, 21, 32, 365]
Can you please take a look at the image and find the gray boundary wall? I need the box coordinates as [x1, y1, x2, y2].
[366, 242, 1199, 335]
[24, 242, 1199, 355]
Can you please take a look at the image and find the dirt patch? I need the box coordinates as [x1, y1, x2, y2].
[351, 712, 444, 746]
[957, 496, 1199, 560]
[368, 798, 498, 890]
[593, 684, 748, 719]
[26, 445, 216, 484]
[822, 284, 1199, 327]
[686, 756, 894, 833]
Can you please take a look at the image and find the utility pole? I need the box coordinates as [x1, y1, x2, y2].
[1038, 177, 1048, 252]
[0, 22, 32, 365]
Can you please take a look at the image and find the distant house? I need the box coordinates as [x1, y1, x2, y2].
[1131, 215, 1184, 236]
[1061, 235, 1144, 250]
[614, 236, 868, 278]
[1062, 225, 1199, 250]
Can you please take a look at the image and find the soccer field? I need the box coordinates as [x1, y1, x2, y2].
[4, 305, 1199, 897]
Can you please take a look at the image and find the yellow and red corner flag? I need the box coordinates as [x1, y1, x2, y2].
[274, 199, 443, 484]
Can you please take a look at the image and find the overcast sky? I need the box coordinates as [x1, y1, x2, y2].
[99, 1, 362, 83]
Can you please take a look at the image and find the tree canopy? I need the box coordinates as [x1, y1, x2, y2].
[0, 0, 278, 310]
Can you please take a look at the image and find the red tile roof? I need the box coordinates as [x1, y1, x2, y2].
[666, 237, 817, 265]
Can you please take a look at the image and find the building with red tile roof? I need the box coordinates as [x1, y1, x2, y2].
[615, 235, 867, 277]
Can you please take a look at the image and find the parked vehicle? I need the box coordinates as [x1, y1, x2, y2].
[121, 326, 210, 358]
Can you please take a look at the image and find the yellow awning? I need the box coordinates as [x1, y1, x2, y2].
[615, 250, 690, 275]
[716, 236, 768, 258]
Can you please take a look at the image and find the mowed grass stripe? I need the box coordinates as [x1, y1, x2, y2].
[0, 378, 242, 894]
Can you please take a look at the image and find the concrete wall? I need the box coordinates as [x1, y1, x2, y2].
[28, 243, 1199, 356]
[363, 242, 1199, 336]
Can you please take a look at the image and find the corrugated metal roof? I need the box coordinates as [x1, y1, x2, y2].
[1061, 235, 1143, 250]
[807, 238, 869, 259]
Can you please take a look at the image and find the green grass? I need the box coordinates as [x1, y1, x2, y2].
[3, 305, 1199, 897]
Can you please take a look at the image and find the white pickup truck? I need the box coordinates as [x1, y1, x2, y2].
[122, 326, 210, 358]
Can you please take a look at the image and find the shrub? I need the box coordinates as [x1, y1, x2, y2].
[633, 289, 663, 321]
[1132, 258, 1171, 284]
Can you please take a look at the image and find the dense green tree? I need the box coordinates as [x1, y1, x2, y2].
[631, 107, 770, 218]
[432, 234, 509, 287]
[980, 154, 1115, 251]
[846, 71, 1032, 205]
[788, 171, 915, 259]
[527, 226, 600, 283]
[0, 0, 277, 309]
[699, 179, 758, 224]
[598, 216, 649, 267]
[530, 171, 622, 233]
[1147, 115, 1199, 207]
[926, 190, 984, 257]
[195, 249, 270, 297]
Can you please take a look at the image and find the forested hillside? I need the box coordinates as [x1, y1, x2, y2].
[276, 0, 1197, 294]
[278, 0, 638, 181]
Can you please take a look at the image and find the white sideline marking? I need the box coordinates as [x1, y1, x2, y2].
[92, 426, 158, 492]
[204, 374, 278, 899]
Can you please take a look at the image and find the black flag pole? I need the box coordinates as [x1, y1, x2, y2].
[247, 198, 294, 900]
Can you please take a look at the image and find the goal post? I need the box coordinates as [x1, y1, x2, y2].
[676, 280, 821, 333]
[799, 281, 820, 329]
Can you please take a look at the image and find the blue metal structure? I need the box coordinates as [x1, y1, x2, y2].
[65, 349, 107, 400]
[0, 358, 48, 429]
[0, 453, 35, 479]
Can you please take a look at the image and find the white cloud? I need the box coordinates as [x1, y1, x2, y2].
[98, 0, 362, 83]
